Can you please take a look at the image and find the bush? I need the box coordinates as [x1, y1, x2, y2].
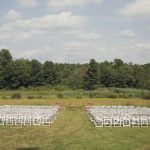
[142, 92, 150, 100]
[88, 93, 94, 98]
[2, 96, 8, 99]
[108, 93, 118, 99]
[11, 93, 22, 99]
[119, 93, 132, 98]
[27, 95, 35, 99]
[27, 95, 43, 99]
[36, 95, 43, 99]
[76, 95, 83, 99]
[57, 93, 64, 99]
[54, 85, 69, 91]
[125, 102, 131, 106]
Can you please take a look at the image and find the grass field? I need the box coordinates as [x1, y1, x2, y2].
[0, 98, 150, 150]
[0, 87, 150, 99]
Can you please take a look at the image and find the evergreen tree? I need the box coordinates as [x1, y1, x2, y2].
[30, 59, 42, 86]
[41, 61, 58, 85]
[83, 59, 99, 90]
[0, 49, 12, 67]
[0, 66, 5, 88]
[0, 49, 12, 88]
[100, 65, 116, 87]
[4, 59, 32, 89]
[68, 67, 86, 89]
[0, 49, 149, 90]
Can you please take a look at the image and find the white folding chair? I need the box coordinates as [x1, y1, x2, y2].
[103, 115, 112, 127]
[94, 116, 103, 127]
[0, 114, 5, 125]
[6, 114, 14, 125]
[141, 115, 149, 127]
[131, 115, 140, 127]
[113, 115, 121, 127]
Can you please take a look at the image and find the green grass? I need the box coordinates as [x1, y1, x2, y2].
[0, 98, 150, 150]
[0, 87, 150, 99]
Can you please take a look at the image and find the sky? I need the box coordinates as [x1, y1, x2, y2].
[0, 0, 150, 64]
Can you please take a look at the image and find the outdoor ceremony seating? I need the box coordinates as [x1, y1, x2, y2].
[0, 105, 60, 126]
[86, 106, 150, 127]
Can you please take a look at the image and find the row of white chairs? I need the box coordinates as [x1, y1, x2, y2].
[0, 105, 60, 126]
[86, 106, 150, 127]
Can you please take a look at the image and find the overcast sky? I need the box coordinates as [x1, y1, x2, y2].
[0, 0, 150, 64]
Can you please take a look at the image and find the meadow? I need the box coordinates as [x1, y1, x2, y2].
[0, 98, 150, 150]
[0, 87, 150, 100]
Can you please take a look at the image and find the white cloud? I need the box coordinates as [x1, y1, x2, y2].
[20, 46, 54, 59]
[16, 0, 37, 7]
[0, 32, 13, 41]
[15, 39, 150, 64]
[15, 12, 88, 30]
[13, 29, 104, 63]
[18, 39, 106, 63]
[13, 31, 42, 42]
[0, 12, 88, 42]
[135, 42, 150, 49]
[0, 1, 149, 64]
[48, 0, 101, 10]
[64, 30, 101, 41]
[119, 0, 150, 18]
[5, 9, 22, 22]
[19, 46, 70, 63]
[119, 30, 136, 38]
[114, 41, 150, 64]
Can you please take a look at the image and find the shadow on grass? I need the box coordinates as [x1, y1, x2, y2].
[65, 105, 82, 111]
[16, 147, 40, 150]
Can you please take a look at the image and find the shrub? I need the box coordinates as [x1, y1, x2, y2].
[27, 95, 35, 99]
[2, 96, 8, 99]
[11, 93, 22, 99]
[142, 92, 150, 100]
[76, 95, 82, 99]
[125, 102, 131, 106]
[88, 93, 94, 98]
[36, 95, 43, 99]
[54, 85, 69, 91]
[57, 93, 64, 99]
[119, 93, 132, 98]
[108, 93, 118, 99]
[87, 92, 102, 98]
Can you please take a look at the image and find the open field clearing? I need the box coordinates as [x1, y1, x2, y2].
[0, 98, 150, 150]
[0, 88, 149, 100]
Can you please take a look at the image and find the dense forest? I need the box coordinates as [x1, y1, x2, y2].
[0, 49, 150, 90]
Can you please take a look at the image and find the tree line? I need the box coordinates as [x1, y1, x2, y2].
[0, 49, 150, 90]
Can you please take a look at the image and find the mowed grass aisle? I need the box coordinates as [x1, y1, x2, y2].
[0, 98, 150, 150]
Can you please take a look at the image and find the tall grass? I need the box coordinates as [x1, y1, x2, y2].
[0, 87, 149, 99]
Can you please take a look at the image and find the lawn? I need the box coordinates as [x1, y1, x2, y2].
[0, 98, 150, 150]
